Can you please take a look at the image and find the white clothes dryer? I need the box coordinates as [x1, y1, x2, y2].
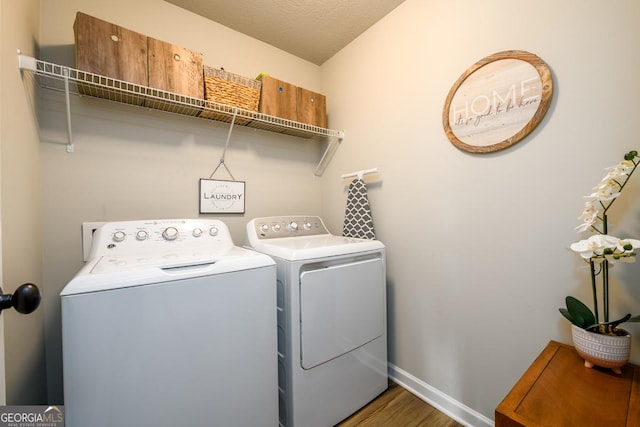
[61, 219, 277, 427]
[246, 216, 387, 427]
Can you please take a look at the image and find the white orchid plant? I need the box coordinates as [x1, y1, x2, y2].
[560, 150, 640, 335]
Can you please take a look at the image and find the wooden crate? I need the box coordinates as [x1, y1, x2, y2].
[257, 75, 298, 122]
[297, 87, 327, 128]
[147, 38, 204, 115]
[74, 12, 148, 105]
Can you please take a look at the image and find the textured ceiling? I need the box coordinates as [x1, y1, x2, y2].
[163, 0, 406, 65]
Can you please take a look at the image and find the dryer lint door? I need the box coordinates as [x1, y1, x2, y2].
[299, 257, 385, 369]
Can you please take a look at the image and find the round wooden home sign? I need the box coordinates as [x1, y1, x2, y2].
[442, 50, 553, 153]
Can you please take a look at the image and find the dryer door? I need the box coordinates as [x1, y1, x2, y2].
[299, 257, 385, 369]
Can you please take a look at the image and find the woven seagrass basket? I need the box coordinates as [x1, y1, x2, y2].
[201, 66, 261, 123]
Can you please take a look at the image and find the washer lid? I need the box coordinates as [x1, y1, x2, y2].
[61, 246, 275, 296]
[247, 234, 384, 261]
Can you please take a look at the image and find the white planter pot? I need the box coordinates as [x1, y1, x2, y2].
[571, 324, 631, 374]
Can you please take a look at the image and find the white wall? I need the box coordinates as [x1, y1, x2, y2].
[29, 0, 640, 422]
[38, 0, 326, 403]
[1, 0, 46, 404]
[320, 0, 640, 422]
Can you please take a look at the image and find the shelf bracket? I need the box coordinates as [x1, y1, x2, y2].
[314, 132, 344, 176]
[62, 69, 74, 153]
[18, 50, 74, 152]
[17, 51, 36, 72]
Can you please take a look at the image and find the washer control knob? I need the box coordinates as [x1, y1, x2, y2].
[209, 226, 219, 237]
[113, 231, 126, 242]
[273, 224, 281, 232]
[162, 227, 179, 241]
[287, 221, 299, 232]
[303, 221, 312, 231]
[192, 228, 203, 237]
[135, 230, 149, 241]
[260, 224, 269, 234]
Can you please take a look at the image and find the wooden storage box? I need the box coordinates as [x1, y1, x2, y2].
[257, 75, 298, 122]
[74, 12, 148, 105]
[297, 87, 327, 128]
[147, 37, 204, 116]
[201, 66, 261, 124]
[258, 75, 328, 128]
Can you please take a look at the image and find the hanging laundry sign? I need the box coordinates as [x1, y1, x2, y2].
[199, 179, 245, 214]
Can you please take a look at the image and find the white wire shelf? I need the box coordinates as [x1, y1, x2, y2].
[18, 53, 343, 175]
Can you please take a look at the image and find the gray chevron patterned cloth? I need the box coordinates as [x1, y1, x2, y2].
[342, 178, 376, 239]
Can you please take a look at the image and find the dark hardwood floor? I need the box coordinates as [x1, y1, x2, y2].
[336, 382, 464, 426]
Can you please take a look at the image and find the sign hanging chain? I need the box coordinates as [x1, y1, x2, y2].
[209, 159, 235, 181]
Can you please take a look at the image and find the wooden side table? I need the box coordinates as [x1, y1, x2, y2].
[495, 340, 640, 427]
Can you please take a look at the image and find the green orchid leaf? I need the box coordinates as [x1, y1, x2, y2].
[565, 296, 596, 329]
[559, 308, 576, 324]
[587, 314, 633, 333]
[609, 313, 632, 328]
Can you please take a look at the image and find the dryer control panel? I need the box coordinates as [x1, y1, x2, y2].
[248, 216, 329, 240]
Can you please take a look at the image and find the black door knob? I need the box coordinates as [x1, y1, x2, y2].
[0, 283, 41, 315]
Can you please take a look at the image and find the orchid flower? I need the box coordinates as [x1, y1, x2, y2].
[575, 202, 599, 232]
[565, 150, 640, 330]
[593, 178, 621, 194]
[584, 189, 621, 203]
[608, 159, 635, 175]
[570, 234, 620, 260]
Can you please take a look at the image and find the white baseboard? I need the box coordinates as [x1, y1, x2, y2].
[388, 363, 494, 427]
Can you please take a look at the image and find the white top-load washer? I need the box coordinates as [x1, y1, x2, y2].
[61, 219, 277, 427]
[246, 216, 387, 427]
